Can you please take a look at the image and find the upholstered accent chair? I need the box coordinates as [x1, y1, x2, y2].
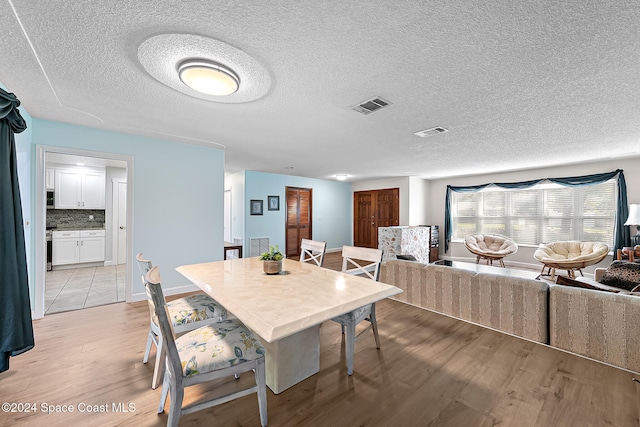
[299, 239, 327, 267]
[463, 234, 518, 268]
[136, 253, 230, 389]
[331, 245, 383, 375]
[534, 241, 609, 279]
[144, 266, 267, 427]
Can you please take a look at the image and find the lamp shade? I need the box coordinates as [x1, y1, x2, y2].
[625, 204, 640, 226]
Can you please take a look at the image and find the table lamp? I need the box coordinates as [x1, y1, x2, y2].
[625, 204, 640, 246]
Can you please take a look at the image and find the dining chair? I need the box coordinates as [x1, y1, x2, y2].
[299, 239, 327, 267]
[331, 245, 383, 375]
[136, 252, 230, 389]
[144, 266, 267, 427]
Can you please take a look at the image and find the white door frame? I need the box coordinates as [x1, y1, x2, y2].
[34, 145, 134, 319]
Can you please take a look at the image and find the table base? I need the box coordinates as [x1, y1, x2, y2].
[260, 325, 321, 394]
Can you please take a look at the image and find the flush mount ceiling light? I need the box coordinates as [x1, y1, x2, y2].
[138, 34, 271, 103]
[178, 60, 240, 96]
[335, 174, 348, 181]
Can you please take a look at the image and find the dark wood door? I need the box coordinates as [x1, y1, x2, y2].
[286, 187, 312, 258]
[354, 188, 399, 248]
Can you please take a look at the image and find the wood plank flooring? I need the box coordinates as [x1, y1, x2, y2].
[1, 253, 638, 426]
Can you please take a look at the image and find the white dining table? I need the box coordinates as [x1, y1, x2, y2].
[176, 257, 402, 393]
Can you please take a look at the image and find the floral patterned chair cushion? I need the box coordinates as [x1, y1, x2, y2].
[166, 293, 229, 327]
[175, 319, 265, 377]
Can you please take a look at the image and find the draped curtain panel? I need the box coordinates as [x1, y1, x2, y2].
[0, 88, 33, 373]
[444, 169, 630, 253]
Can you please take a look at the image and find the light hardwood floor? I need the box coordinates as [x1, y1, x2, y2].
[1, 254, 638, 426]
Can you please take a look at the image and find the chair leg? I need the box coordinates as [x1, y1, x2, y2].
[152, 339, 165, 390]
[345, 320, 356, 375]
[370, 304, 381, 349]
[499, 259, 505, 268]
[254, 359, 268, 427]
[157, 370, 170, 413]
[166, 380, 183, 427]
[476, 256, 481, 264]
[143, 329, 154, 364]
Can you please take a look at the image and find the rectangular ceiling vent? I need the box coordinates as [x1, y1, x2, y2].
[351, 97, 392, 115]
[414, 127, 449, 138]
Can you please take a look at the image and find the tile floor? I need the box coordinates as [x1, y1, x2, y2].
[45, 264, 126, 315]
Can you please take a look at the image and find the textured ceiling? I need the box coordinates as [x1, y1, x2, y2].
[1, 1, 639, 181]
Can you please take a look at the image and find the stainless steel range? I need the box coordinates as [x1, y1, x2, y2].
[45, 227, 54, 271]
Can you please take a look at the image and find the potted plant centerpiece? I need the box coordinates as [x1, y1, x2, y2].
[260, 245, 284, 274]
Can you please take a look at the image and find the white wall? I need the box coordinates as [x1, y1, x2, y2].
[429, 158, 640, 272]
[105, 166, 127, 264]
[226, 171, 245, 243]
[408, 176, 430, 226]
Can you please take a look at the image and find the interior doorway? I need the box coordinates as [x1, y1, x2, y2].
[34, 145, 133, 319]
[285, 187, 312, 258]
[353, 188, 399, 248]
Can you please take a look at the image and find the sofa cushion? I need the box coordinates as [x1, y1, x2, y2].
[599, 261, 640, 292]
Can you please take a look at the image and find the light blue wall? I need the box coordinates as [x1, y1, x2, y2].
[30, 119, 225, 296]
[244, 171, 353, 253]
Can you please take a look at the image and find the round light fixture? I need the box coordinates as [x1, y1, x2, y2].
[335, 174, 348, 181]
[178, 60, 240, 96]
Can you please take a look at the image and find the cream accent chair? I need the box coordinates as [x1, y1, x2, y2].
[463, 234, 518, 268]
[299, 239, 327, 267]
[136, 253, 230, 389]
[534, 241, 609, 279]
[144, 266, 267, 427]
[331, 246, 383, 375]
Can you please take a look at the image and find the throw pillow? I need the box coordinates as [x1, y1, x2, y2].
[599, 261, 640, 291]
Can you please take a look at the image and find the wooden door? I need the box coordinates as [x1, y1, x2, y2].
[354, 188, 399, 248]
[286, 187, 312, 258]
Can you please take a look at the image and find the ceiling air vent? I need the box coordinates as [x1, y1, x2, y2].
[414, 127, 448, 138]
[351, 97, 392, 115]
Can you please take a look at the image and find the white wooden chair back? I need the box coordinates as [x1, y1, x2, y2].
[299, 239, 327, 267]
[144, 267, 183, 390]
[341, 246, 383, 281]
[137, 252, 159, 325]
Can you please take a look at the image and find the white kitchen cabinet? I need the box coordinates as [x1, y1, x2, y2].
[79, 230, 106, 263]
[52, 230, 105, 266]
[45, 168, 55, 190]
[55, 169, 105, 209]
[52, 231, 81, 265]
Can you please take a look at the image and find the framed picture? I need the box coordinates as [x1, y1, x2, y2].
[268, 195, 280, 211]
[250, 199, 263, 215]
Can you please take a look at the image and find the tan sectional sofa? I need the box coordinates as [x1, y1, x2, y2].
[380, 260, 549, 343]
[380, 259, 640, 374]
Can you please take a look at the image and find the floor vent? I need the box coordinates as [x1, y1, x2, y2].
[414, 127, 448, 137]
[249, 237, 270, 257]
[351, 97, 392, 115]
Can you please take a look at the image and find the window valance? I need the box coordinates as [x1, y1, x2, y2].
[444, 169, 629, 253]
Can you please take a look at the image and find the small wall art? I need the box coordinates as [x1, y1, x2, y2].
[250, 199, 263, 215]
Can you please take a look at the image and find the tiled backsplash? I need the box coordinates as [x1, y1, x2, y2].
[47, 209, 105, 229]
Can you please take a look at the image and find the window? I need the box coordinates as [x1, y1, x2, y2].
[451, 180, 616, 247]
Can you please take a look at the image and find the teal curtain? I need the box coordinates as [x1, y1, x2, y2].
[0, 88, 33, 373]
[444, 169, 629, 253]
